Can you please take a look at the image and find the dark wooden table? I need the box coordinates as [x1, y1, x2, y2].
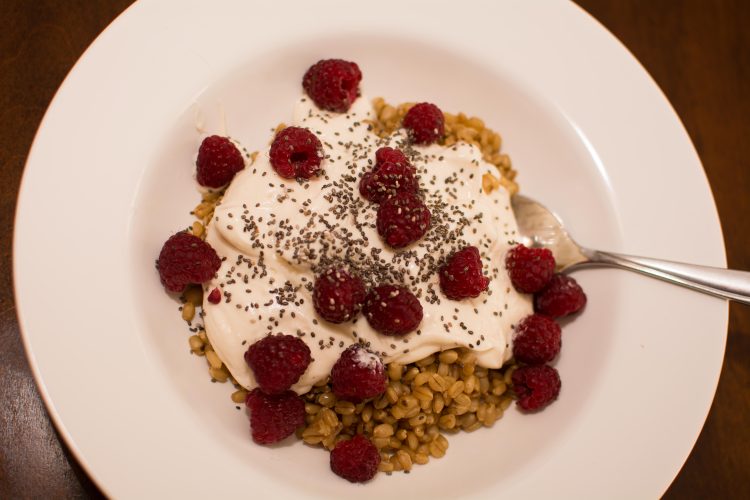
[1, 1, 748, 497]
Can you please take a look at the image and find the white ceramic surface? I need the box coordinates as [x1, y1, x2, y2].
[14, 0, 726, 498]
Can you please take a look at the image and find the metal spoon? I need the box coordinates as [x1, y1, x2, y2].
[511, 194, 750, 305]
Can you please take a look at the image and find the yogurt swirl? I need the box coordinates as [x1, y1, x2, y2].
[203, 96, 532, 393]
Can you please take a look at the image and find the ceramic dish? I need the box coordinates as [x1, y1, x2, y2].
[14, 0, 726, 497]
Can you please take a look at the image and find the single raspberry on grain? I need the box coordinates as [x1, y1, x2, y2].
[302, 59, 362, 113]
[512, 314, 562, 365]
[534, 274, 587, 318]
[376, 192, 431, 248]
[359, 161, 419, 203]
[269, 126, 323, 179]
[207, 287, 221, 304]
[439, 246, 490, 300]
[511, 365, 561, 412]
[402, 102, 445, 145]
[196, 135, 245, 188]
[331, 344, 387, 402]
[363, 285, 423, 336]
[313, 267, 367, 323]
[245, 388, 305, 444]
[330, 435, 380, 483]
[157, 232, 221, 293]
[505, 244, 556, 294]
[244, 334, 312, 394]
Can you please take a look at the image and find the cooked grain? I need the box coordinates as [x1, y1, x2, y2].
[231, 389, 248, 404]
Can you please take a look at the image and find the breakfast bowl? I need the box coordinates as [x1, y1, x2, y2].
[14, 1, 725, 497]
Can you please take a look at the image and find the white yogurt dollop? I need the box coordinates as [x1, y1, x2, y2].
[203, 96, 532, 393]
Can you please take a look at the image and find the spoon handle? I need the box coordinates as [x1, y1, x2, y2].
[581, 249, 750, 305]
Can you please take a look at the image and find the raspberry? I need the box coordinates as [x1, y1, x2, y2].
[302, 59, 362, 113]
[207, 288, 221, 304]
[330, 435, 380, 483]
[359, 161, 418, 203]
[245, 388, 305, 444]
[363, 285, 423, 336]
[402, 102, 445, 145]
[331, 345, 387, 402]
[269, 126, 323, 179]
[512, 314, 561, 365]
[244, 334, 312, 394]
[313, 267, 367, 323]
[534, 274, 587, 318]
[511, 365, 561, 412]
[439, 246, 490, 300]
[157, 232, 221, 293]
[375, 147, 412, 171]
[376, 192, 431, 248]
[195, 135, 245, 188]
[505, 244, 556, 294]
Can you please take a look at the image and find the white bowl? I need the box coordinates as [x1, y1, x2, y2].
[14, 1, 725, 497]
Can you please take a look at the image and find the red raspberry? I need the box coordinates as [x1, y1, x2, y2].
[330, 435, 380, 483]
[331, 345, 387, 402]
[363, 285, 423, 336]
[505, 244, 556, 294]
[195, 135, 245, 188]
[269, 127, 323, 179]
[245, 388, 305, 444]
[439, 246, 490, 300]
[359, 161, 418, 203]
[376, 192, 431, 248]
[512, 314, 561, 365]
[157, 232, 221, 293]
[375, 147, 412, 171]
[302, 59, 362, 113]
[313, 267, 367, 323]
[207, 287, 221, 304]
[534, 274, 587, 318]
[511, 365, 561, 412]
[244, 334, 312, 394]
[402, 102, 445, 145]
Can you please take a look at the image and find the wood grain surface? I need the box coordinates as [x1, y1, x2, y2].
[1, 1, 748, 498]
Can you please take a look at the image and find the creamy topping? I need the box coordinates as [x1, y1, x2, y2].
[203, 96, 532, 393]
[354, 347, 381, 370]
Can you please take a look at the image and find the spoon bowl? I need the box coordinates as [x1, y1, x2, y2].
[511, 194, 589, 271]
[511, 194, 750, 304]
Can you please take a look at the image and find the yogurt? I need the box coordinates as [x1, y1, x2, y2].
[203, 96, 532, 393]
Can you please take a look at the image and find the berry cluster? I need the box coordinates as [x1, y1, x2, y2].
[243, 333, 385, 481]
[313, 266, 423, 336]
[243, 334, 310, 444]
[328, 344, 387, 482]
[504, 243, 587, 318]
[358, 101, 448, 250]
[359, 146, 432, 249]
[505, 244, 587, 411]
